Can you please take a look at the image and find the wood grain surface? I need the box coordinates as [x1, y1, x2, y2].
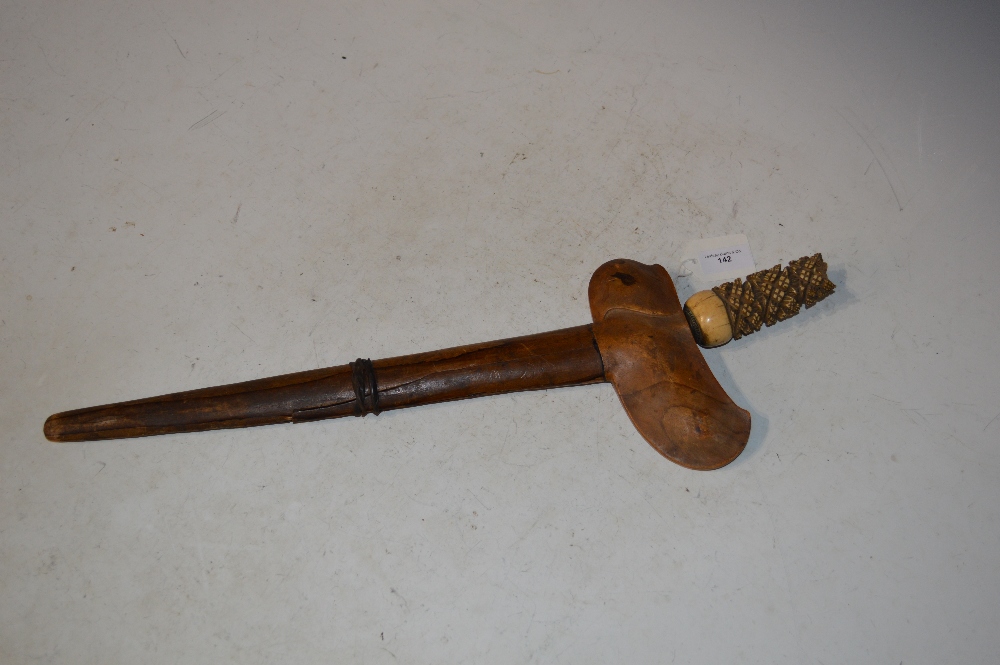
[43, 325, 606, 442]
[589, 259, 750, 469]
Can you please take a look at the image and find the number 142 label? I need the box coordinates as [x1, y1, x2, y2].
[699, 244, 755, 276]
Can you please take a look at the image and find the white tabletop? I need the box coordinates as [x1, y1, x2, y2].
[3, 1, 998, 662]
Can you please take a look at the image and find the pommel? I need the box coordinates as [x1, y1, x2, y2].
[589, 260, 751, 470]
[684, 253, 835, 348]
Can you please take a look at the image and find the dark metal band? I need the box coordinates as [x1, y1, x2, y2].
[349, 358, 381, 417]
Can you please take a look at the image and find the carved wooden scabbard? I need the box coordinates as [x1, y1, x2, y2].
[44, 325, 605, 442]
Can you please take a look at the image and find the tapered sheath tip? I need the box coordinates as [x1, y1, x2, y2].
[43, 414, 65, 442]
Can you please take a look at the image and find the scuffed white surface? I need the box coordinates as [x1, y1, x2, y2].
[2, 1, 998, 662]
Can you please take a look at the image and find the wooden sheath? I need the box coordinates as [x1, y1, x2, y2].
[43, 325, 605, 442]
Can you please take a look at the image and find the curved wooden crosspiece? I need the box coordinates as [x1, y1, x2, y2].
[589, 259, 751, 470]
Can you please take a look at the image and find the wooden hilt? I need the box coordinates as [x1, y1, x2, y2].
[683, 253, 835, 348]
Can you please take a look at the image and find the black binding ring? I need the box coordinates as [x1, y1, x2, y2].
[349, 358, 380, 417]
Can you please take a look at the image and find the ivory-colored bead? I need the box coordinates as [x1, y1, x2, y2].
[683, 290, 733, 348]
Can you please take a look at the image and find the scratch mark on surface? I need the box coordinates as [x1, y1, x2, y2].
[37, 41, 65, 77]
[112, 167, 164, 199]
[170, 34, 186, 59]
[836, 109, 909, 211]
[534, 69, 560, 75]
[467, 488, 490, 511]
[424, 88, 490, 101]
[232, 323, 255, 343]
[189, 109, 226, 131]
[212, 58, 242, 82]
[984, 411, 1000, 432]
[61, 94, 114, 156]
[389, 587, 409, 612]
[232, 203, 241, 224]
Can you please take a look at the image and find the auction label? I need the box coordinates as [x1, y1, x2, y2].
[699, 243, 755, 275]
[680, 234, 756, 282]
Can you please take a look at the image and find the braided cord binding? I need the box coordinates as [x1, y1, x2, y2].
[712, 253, 835, 340]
